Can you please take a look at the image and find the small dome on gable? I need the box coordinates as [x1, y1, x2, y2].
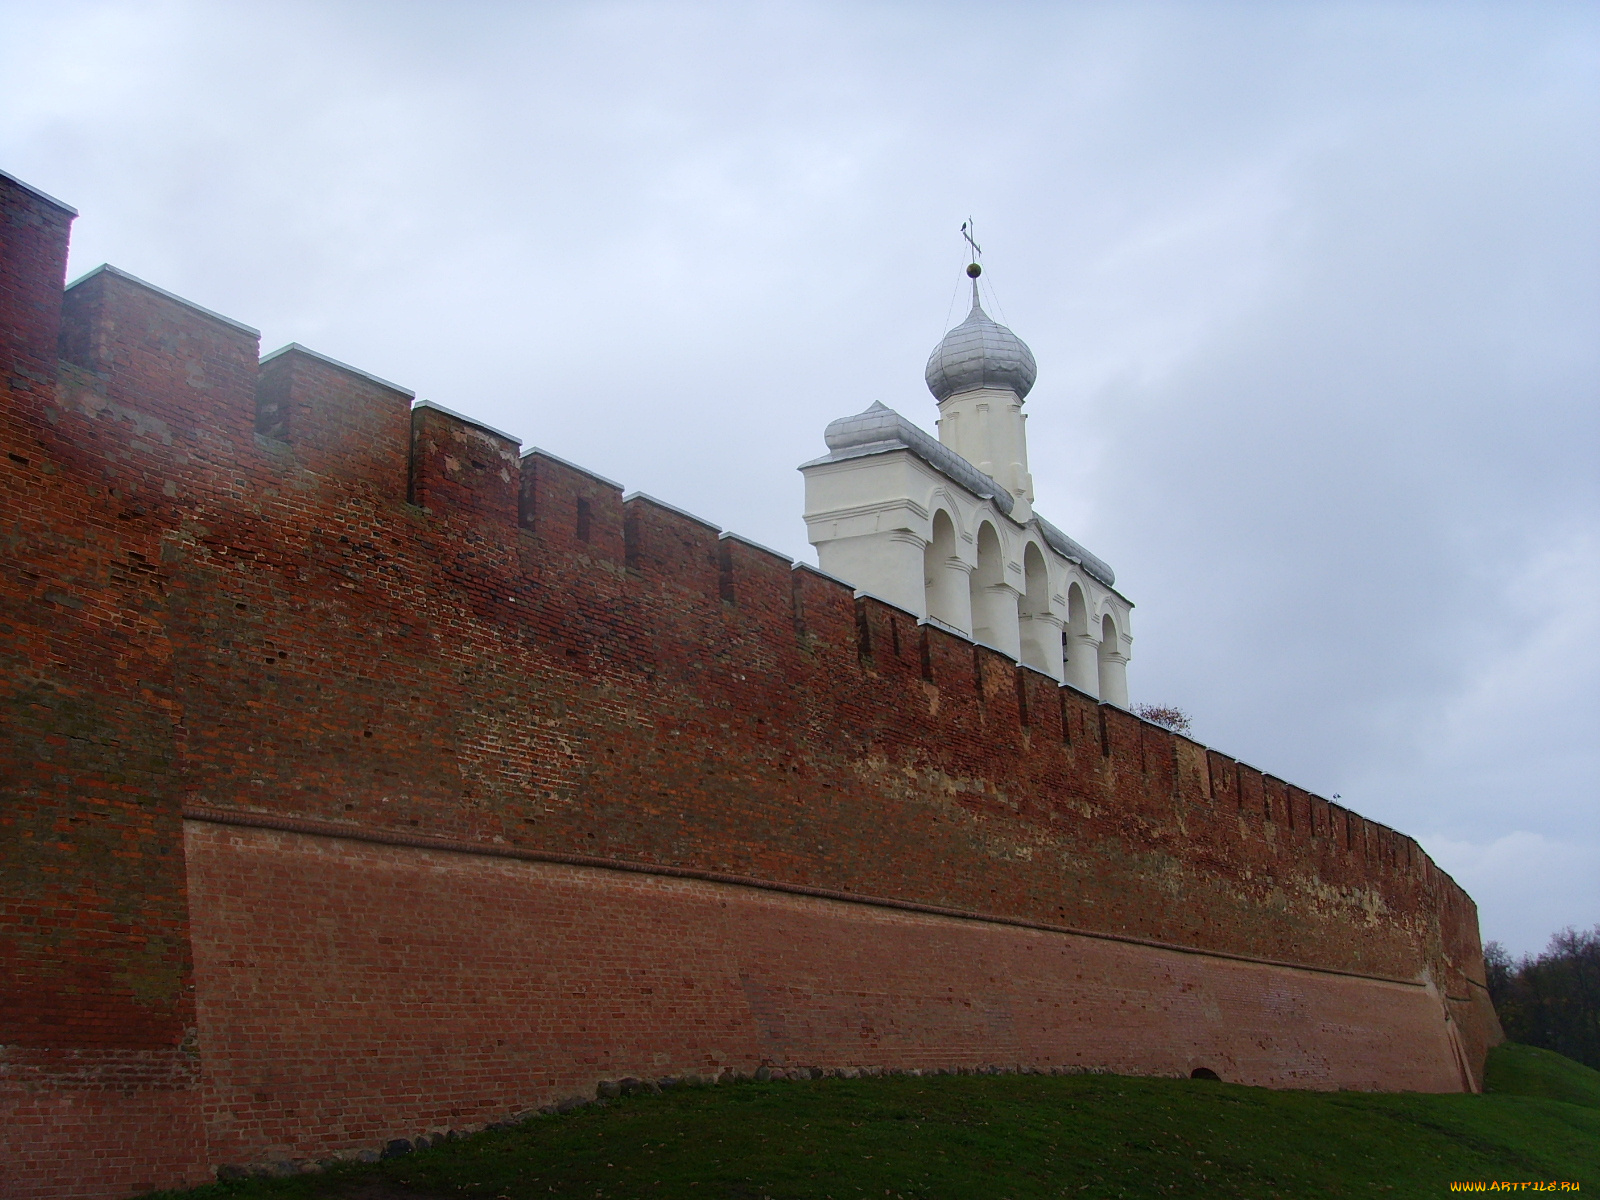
[925, 290, 1037, 403]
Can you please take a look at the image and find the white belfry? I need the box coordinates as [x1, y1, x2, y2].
[800, 265, 1132, 705]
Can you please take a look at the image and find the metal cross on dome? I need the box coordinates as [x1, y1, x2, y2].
[960, 218, 982, 259]
[961, 219, 983, 283]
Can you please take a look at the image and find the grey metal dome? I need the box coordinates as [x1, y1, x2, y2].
[924, 287, 1037, 402]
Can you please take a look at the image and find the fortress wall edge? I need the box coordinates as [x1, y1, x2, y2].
[0, 173, 1500, 1198]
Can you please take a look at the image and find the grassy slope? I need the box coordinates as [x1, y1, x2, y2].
[1484, 1041, 1600, 1110]
[142, 1047, 1599, 1200]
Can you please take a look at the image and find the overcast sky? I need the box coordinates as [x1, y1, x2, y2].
[3, 1, 1595, 957]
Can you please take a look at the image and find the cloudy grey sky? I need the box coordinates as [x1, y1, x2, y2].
[4, 1, 1595, 956]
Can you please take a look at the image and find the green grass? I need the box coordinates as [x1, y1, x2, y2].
[1484, 1041, 1600, 1111]
[140, 1048, 1598, 1200]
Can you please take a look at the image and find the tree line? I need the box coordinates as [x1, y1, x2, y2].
[1484, 925, 1600, 1071]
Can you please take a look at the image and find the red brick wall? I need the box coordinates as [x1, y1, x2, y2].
[183, 819, 1466, 1174]
[0, 1048, 208, 1199]
[0, 170, 1500, 1198]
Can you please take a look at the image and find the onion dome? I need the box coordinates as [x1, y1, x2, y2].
[924, 279, 1038, 402]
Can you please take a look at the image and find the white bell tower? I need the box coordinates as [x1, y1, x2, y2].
[799, 236, 1134, 704]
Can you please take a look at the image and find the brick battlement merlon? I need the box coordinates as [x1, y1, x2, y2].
[521, 445, 625, 492]
[66, 263, 260, 336]
[0, 166, 77, 215]
[623, 489, 721, 532]
[719, 529, 795, 567]
[412, 397, 516, 443]
[261, 342, 415, 398]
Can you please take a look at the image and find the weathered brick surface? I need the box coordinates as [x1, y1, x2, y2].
[0, 171, 1501, 1198]
[1, 184, 198, 1063]
[0, 1047, 208, 1199]
[185, 821, 1467, 1172]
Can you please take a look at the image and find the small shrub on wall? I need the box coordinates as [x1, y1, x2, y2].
[1134, 704, 1192, 737]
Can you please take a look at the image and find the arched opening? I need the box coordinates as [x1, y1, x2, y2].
[922, 509, 970, 633]
[1097, 612, 1129, 708]
[1190, 1068, 1221, 1081]
[968, 522, 1019, 656]
[1021, 543, 1048, 617]
[1018, 543, 1059, 677]
[1062, 582, 1097, 696]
